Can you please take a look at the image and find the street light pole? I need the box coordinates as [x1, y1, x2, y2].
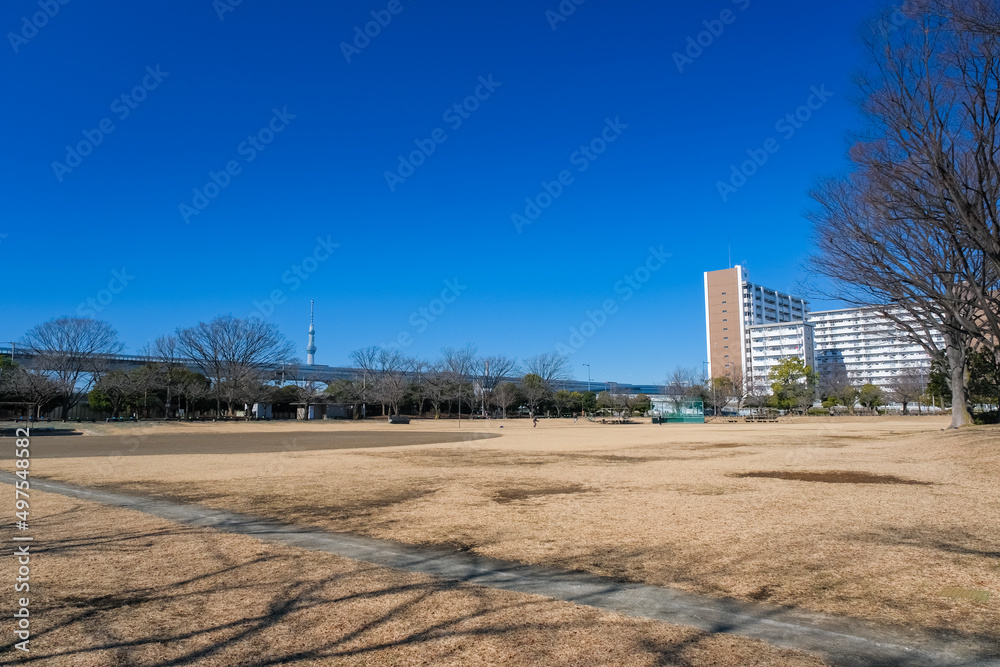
[583, 364, 591, 392]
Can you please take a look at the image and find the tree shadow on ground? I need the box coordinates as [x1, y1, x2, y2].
[848, 524, 1000, 559]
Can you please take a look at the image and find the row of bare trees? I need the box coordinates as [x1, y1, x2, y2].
[809, 1, 1000, 428]
[0, 315, 296, 419]
[1, 313, 588, 420]
[327, 347, 569, 419]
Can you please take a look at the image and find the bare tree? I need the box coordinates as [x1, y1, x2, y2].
[91, 369, 142, 418]
[152, 334, 184, 418]
[520, 374, 551, 417]
[491, 381, 519, 419]
[476, 354, 518, 415]
[722, 364, 747, 411]
[350, 346, 413, 417]
[888, 366, 929, 414]
[412, 362, 449, 419]
[442, 345, 477, 423]
[6, 363, 61, 419]
[663, 366, 699, 413]
[377, 357, 414, 417]
[744, 376, 771, 412]
[18, 318, 125, 418]
[705, 377, 734, 416]
[523, 353, 569, 385]
[808, 4, 1000, 428]
[177, 315, 295, 416]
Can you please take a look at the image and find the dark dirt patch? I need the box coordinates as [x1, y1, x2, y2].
[748, 584, 778, 601]
[436, 539, 478, 553]
[699, 443, 749, 449]
[731, 471, 933, 485]
[566, 454, 667, 465]
[374, 449, 668, 468]
[5, 431, 499, 459]
[493, 484, 592, 504]
[253, 488, 439, 521]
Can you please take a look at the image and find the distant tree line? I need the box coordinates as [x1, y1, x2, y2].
[1, 315, 658, 421]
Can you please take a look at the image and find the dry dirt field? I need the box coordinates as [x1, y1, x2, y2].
[3, 416, 999, 663]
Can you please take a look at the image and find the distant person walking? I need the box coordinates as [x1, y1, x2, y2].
[533, 416, 538, 428]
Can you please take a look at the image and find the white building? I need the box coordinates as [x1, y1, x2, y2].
[747, 321, 815, 384]
[807, 307, 942, 388]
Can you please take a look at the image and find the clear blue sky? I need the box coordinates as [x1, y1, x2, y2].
[1, 0, 879, 384]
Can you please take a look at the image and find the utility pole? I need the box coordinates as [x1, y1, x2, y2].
[482, 360, 489, 418]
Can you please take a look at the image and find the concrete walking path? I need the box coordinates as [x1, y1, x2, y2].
[5, 471, 998, 667]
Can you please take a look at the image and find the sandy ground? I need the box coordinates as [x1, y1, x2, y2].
[0, 488, 826, 666]
[4, 417, 999, 651]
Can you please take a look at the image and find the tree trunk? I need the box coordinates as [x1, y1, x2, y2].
[947, 343, 972, 429]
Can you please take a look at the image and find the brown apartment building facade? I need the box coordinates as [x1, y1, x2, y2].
[704, 266, 810, 383]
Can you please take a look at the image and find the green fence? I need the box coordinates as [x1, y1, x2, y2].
[656, 399, 704, 424]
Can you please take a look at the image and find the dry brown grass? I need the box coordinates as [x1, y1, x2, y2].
[6, 489, 826, 666]
[7, 416, 1000, 645]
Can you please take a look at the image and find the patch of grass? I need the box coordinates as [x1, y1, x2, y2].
[731, 471, 932, 485]
[940, 587, 991, 602]
[689, 485, 732, 496]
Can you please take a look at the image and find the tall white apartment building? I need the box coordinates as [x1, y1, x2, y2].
[747, 321, 815, 386]
[704, 266, 809, 382]
[807, 307, 942, 388]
